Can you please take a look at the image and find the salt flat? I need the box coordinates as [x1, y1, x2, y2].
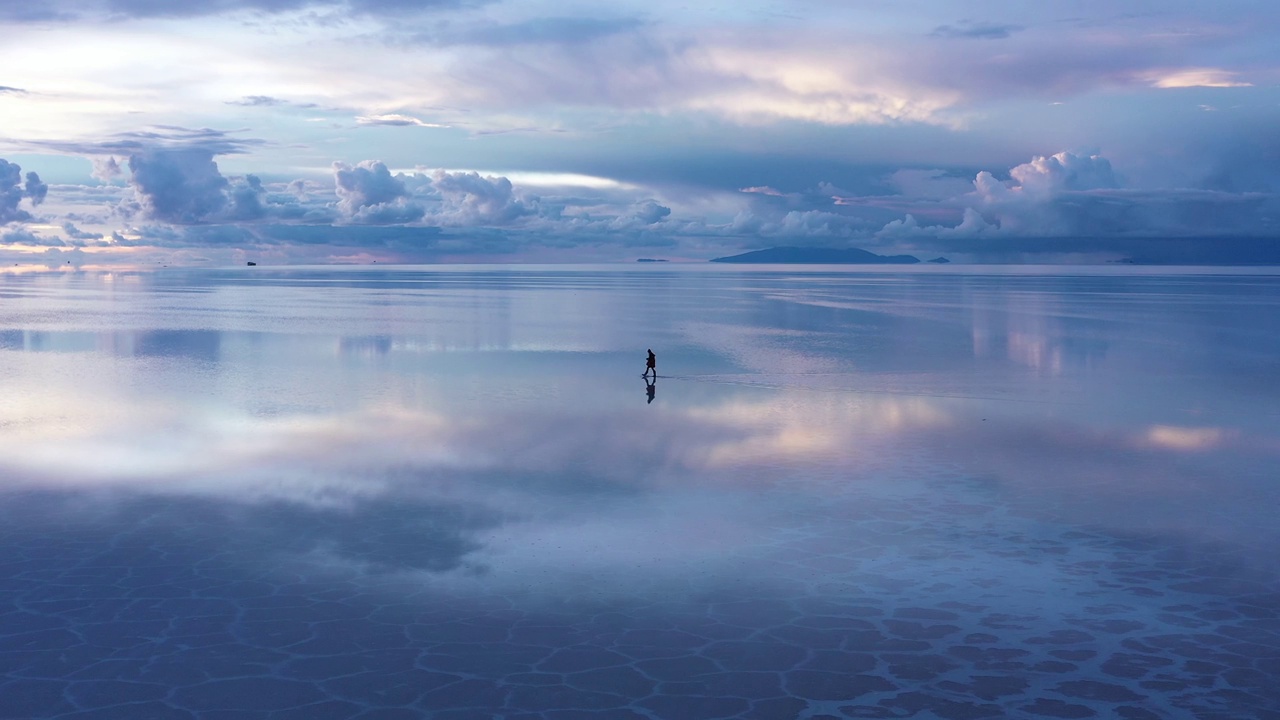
[0, 265, 1276, 719]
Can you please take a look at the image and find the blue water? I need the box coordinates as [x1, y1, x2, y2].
[0, 265, 1276, 719]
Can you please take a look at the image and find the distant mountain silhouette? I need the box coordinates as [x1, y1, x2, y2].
[710, 246, 920, 264]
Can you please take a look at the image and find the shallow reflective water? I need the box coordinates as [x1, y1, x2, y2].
[0, 265, 1277, 719]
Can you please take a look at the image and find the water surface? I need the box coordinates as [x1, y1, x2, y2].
[0, 265, 1277, 719]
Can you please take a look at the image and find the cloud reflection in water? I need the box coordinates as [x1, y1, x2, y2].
[0, 267, 1276, 586]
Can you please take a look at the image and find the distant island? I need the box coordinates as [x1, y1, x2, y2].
[635, 258, 668, 263]
[710, 246, 921, 264]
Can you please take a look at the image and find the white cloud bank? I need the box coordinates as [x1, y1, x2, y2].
[877, 151, 1280, 244]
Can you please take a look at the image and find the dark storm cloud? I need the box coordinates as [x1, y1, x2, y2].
[929, 21, 1024, 40]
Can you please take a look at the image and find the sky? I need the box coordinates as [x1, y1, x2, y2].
[1, 0, 1278, 265]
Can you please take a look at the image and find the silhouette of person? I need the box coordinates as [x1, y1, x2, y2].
[645, 377, 656, 404]
[643, 348, 656, 379]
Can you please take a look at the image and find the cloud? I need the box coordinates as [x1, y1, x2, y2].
[878, 207, 994, 240]
[727, 208, 871, 242]
[878, 151, 1128, 239]
[875, 151, 1280, 253]
[1144, 68, 1252, 89]
[423, 16, 645, 47]
[628, 200, 670, 225]
[61, 222, 102, 241]
[0, 85, 28, 95]
[430, 170, 534, 226]
[127, 148, 232, 224]
[23, 171, 48, 206]
[226, 95, 285, 107]
[91, 157, 124, 182]
[227, 174, 267, 221]
[1, 227, 64, 247]
[385, 14, 1257, 130]
[0, 0, 475, 23]
[28, 127, 264, 158]
[355, 114, 448, 128]
[929, 21, 1023, 40]
[982, 152, 1120, 201]
[0, 159, 45, 223]
[740, 186, 786, 197]
[333, 160, 425, 224]
[34, 130, 308, 225]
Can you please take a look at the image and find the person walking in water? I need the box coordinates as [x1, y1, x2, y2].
[643, 349, 656, 379]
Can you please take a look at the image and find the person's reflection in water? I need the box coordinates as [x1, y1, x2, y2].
[645, 377, 656, 404]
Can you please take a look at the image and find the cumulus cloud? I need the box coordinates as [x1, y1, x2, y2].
[30, 130, 313, 225]
[228, 174, 267, 221]
[91, 157, 124, 182]
[979, 152, 1119, 202]
[875, 151, 1126, 239]
[25, 172, 49, 204]
[876, 150, 1280, 247]
[0, 159, 45, 223]
[628, 200, 671, 225]
[727, 208, 871, 242]
[878, 207, 994, 240]
[430, 170, 534, 226]
[127, 148, 231, 224]
[597, 199, 673, 233]
[333, 161, 424, 224]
